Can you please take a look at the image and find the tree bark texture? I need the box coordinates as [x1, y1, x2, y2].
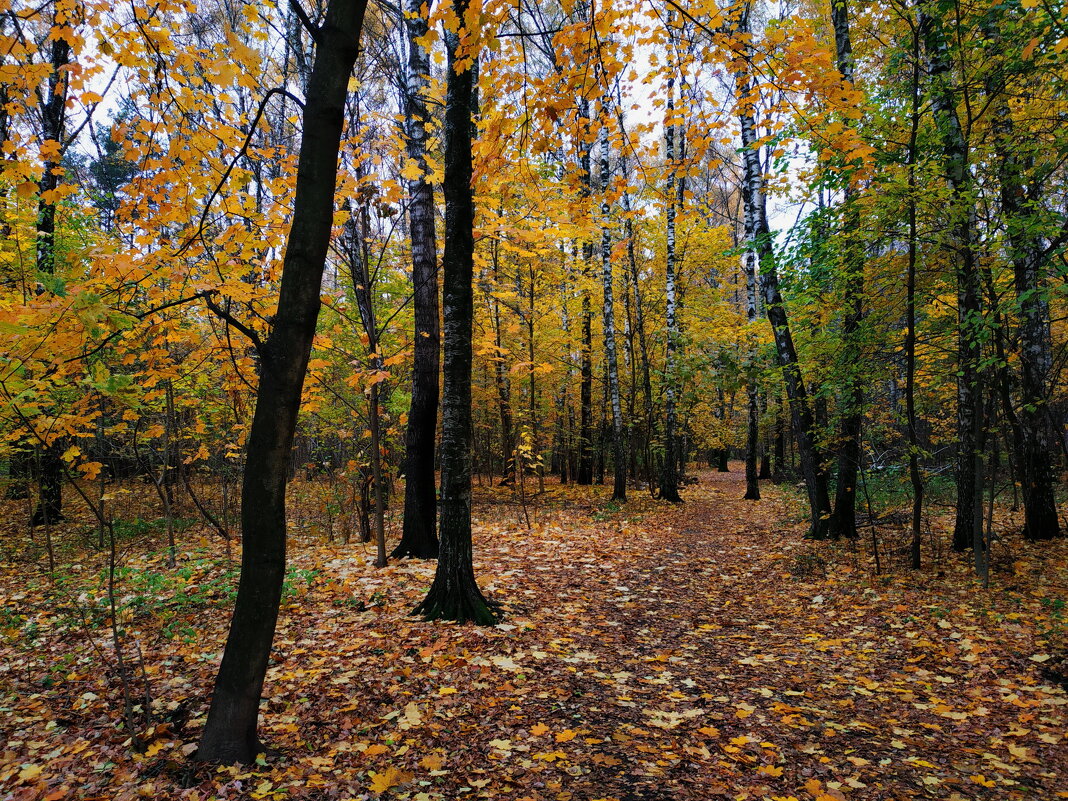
[985, 21, 1060, 542]
[920, 7, 985, 553]
[828, 0, 862, 540]
[744, 250, 761, 501]
[413, 6, 495, 624]
[196, 0, 367, 763]
[31, 33, 72, 527]
[734, 5, 830, 536]
[599, 112, 626, 501]
[395, 0, 440, 559]
[659, 59, 682, 503]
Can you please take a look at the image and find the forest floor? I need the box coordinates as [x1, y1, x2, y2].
[1, 466, 1067, 801]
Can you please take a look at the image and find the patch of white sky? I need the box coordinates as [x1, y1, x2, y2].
[608, 0, 822, 242]
[71, 0, 820, 247]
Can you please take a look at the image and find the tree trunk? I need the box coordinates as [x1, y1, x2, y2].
[414, 6, 495, 624]
[828, 0, 862, 540]
[490, 238, 515, 485]
[985, 23, 1060, 542]
[734, 4, 830, 536]
[744, 249, 760, 500]
[599, 111, 626, 501]
[196, 0, 367, 763]
[577, 100, 594, 486]
[904, 21, 924, 570]
[920, 7, 985, 553]
[659, 42, 682, 503]
[31, 33, 71, 527]
[349, 194, 388, 569]
[395, 0, 440, 559]
[620, 149, 654, 485]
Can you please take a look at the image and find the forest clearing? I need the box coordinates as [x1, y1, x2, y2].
[1, 468, 1066, 800]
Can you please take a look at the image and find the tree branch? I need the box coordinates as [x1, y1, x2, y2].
[174, 87, 306, 258]
[288, 0, 323, 44]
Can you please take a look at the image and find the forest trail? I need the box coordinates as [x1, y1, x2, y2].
[2, 468, 1067, 800]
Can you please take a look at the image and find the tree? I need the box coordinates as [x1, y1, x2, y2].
[983, 7, 1062, 542]
[394, 0, 441, 559]
[196, 0, 369, 763]
[827, 0, 863, 541]
[919, 5, 985, 554]
[599, 106, 626, 502]
[732, 1, 831, 538]
[659, 16, 683, 504]
[413, 0, 495, 624]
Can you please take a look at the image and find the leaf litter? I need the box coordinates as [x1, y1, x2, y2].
[0, 467, 1065, 800]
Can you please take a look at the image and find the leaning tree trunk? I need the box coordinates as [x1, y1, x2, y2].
[920, 7, 984, 553]
[413, 4, 495, 624]
[599, 109, 626, 501]
[828, 0, 862, 540]
[196, 0, 367, 763]
[734, 5, 830, 536]
[394, 0, 440, 559]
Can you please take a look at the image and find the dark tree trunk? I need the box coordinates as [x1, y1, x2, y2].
[828, 0, 861, 540]
[622, 159, 654, 484]
[413, 6, 494, 624]
[31, 34, 71, 526]
[395, 0, 440, 559]
[744, 250, 760, 500]
[904, 21, 924, 570]
[489, 239, 515, 485]
[734, 4, 830, 535]
[659, 44, 682, 503]
[920, 8, 985, 553]
[31, 448, 64, 526]
[196, 0, 367, 763]
[773, 405, 786, 480]
[985, 22, 1060, 542]
[577, 99, 594, 486]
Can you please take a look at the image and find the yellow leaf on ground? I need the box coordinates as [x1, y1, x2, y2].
[369, 766, 414, 793]
[18, 764, 42, 782]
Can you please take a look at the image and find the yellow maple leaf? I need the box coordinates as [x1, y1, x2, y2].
[530, 722, 549, 736]
[368, 766, 413, 793]
[18, 764, 42, 782]
[419, 753, 444, 770]
[555, 728, 577, 742]
[400, 160, 424, 182]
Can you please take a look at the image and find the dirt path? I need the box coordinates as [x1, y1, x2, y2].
[1, 467, 1066, 800]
